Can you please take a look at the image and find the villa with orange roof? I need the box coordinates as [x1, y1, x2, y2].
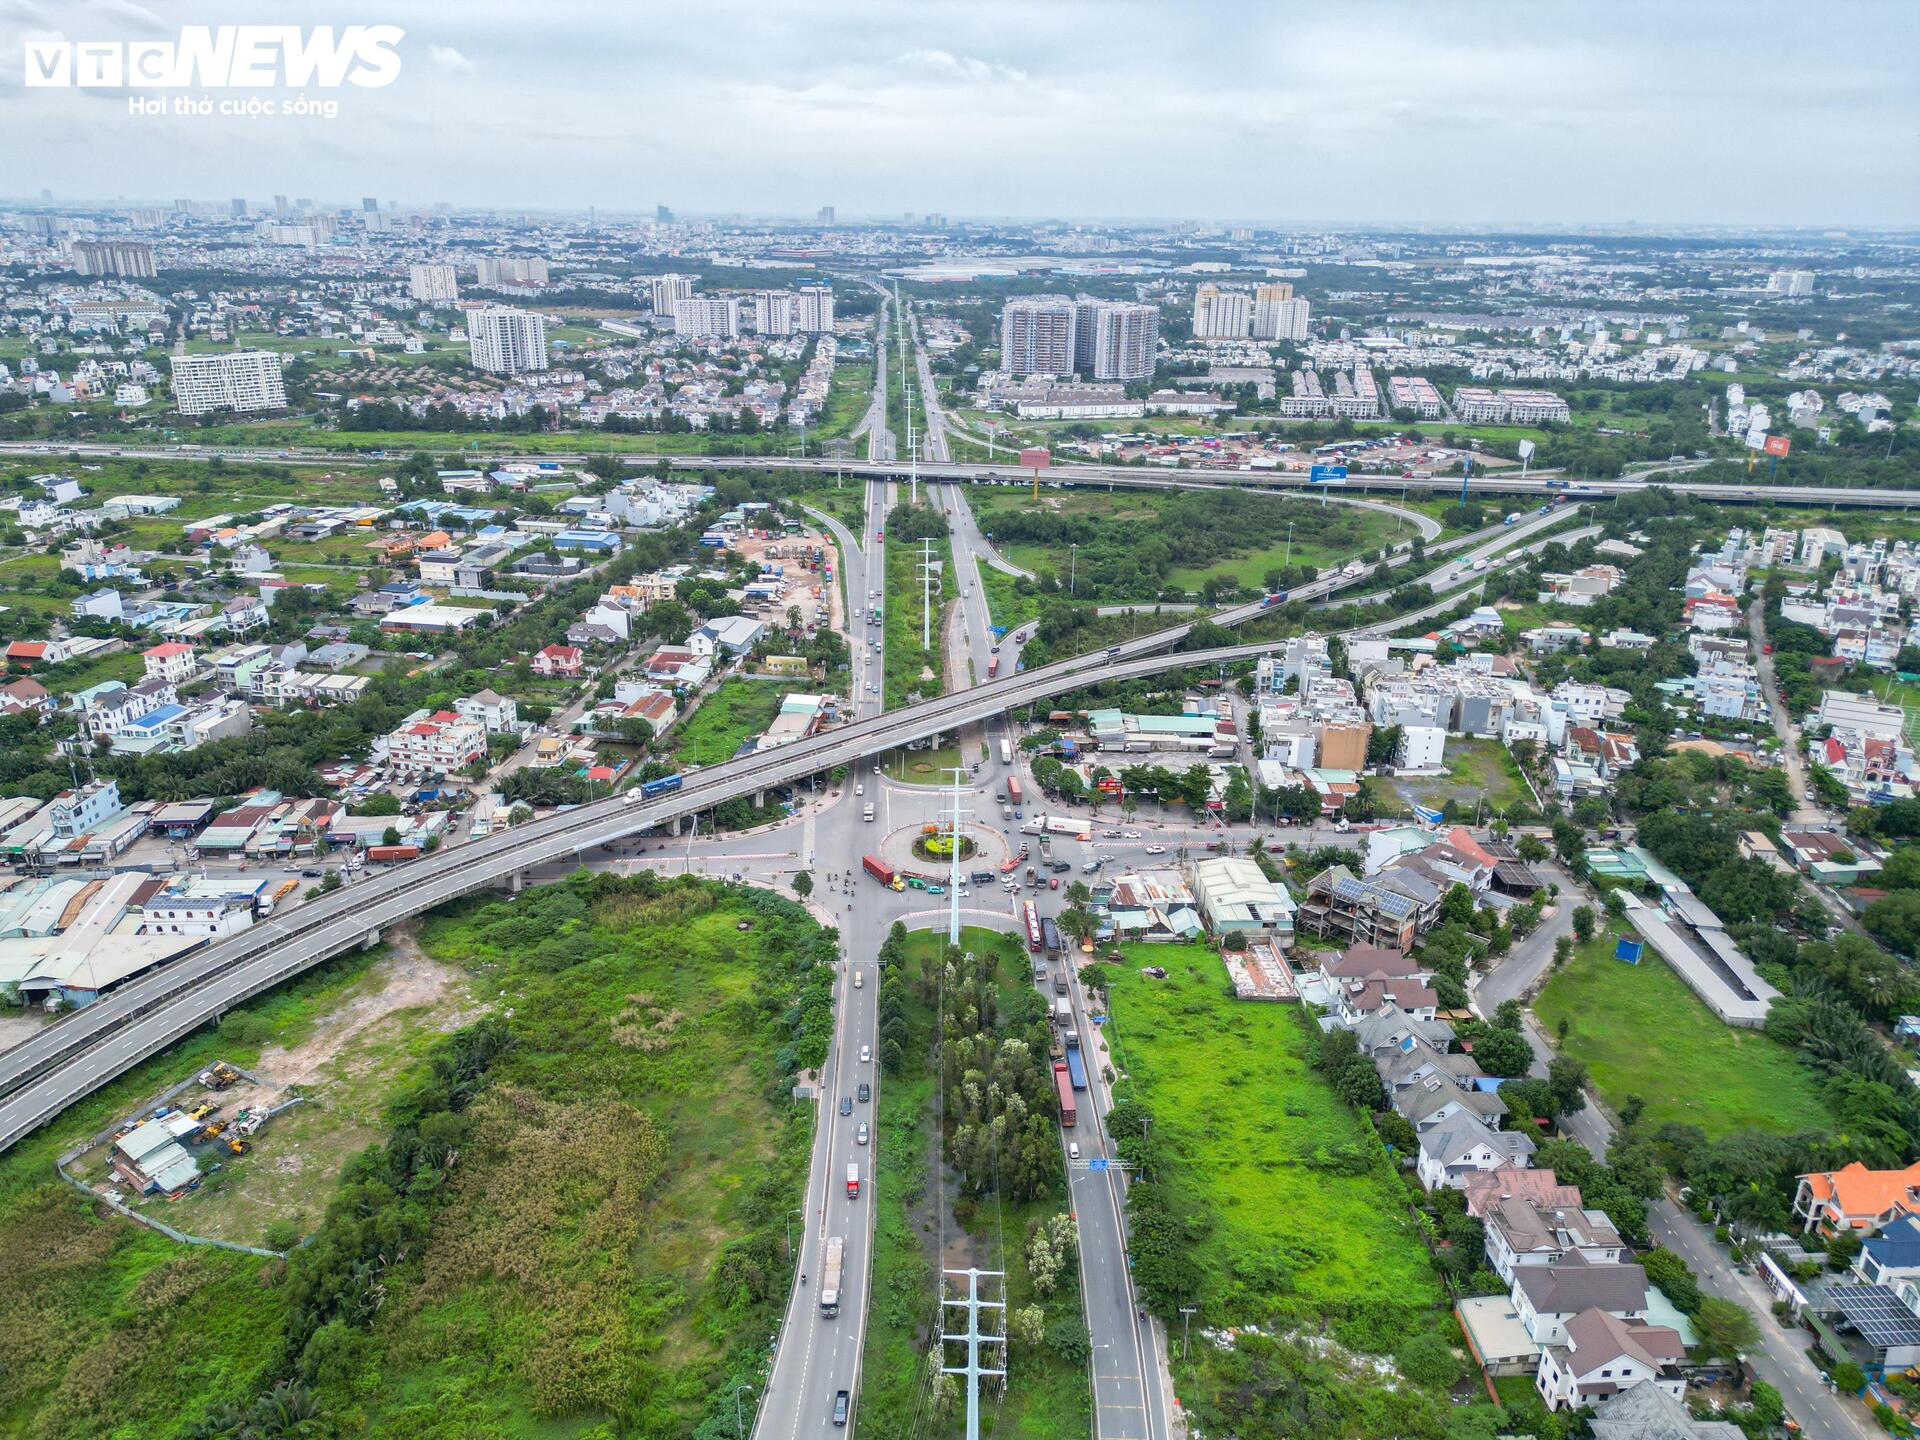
[1793, 1161, 1920, 1236]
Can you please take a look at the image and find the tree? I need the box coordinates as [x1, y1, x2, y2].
[1571, 905, 1596, 944]
[1516, 833, 1550, 863]
[1472, 1026, 1534, 1078]
[381, 826, 401, 847]
[1692, 1297, 1760, 1361]
[1551, 815, 1585, 865]
[1864, 890, 1920, 957]
[792, 871, 813, 899]
[1831, 1360, 1868, 1394]
[1546, 1057, 1589, 1116]
[1440, 883, 1477, 927]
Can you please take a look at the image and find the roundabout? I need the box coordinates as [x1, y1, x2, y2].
[868, 819, 1014, 877]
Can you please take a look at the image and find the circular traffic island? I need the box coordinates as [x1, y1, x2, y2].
[913, 831, 977, 865]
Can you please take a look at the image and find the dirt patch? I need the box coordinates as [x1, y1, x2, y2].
[94, 928, 487, 1248]
[0, 1010, 51, 1056]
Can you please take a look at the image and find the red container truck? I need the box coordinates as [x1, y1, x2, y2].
[1053, 1062, 1077, 1127]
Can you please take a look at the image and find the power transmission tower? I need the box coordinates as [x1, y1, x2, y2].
[942, 766, 971, 944]
[940, 1267, 1007, 1440]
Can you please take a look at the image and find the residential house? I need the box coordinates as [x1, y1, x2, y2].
[1298, 867, 1421, 951]
[1417, 1111, 1537, 1191]
[1462, 1167, 1584, 1220]
[1793, 1161, 1920, 1236]
[141, 641, 198, 685]
[454, 689, 520, 734]
[1101, 871, 1205, 943]
[385, 711, 487, 775]
[221, 594, 269, 633]
[1589, 1381, 1745, 1440]
[1485, 1196, 1627, 1283]
[5, 639, 70, 669]
[1317, 942, 1438, 1026]
[690, 615, 766, 657]
[1536, 1307, 1686, 1412]
[0, 678, 54, 715]
[531, 644, 584, 678]
[1856, 1214, 1920, 1288]
[1511, 1254, 1651, 1347]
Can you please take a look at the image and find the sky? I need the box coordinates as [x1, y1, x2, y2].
[3, 0, 1917, 227]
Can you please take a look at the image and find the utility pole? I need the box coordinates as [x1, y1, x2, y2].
[1179, 1304, 1199, 1362]
[941, 1267, 1007, 1440]
[921, 538, 935, 650]
[1284, 520, 1294, 569]
[1070, 543, 1077, 597]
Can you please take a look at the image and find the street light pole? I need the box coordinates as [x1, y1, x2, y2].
[733, 1382, 754, 1439]
[1070, 543, 1077, 596]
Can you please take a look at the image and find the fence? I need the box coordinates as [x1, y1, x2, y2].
[53, 1060, 310, 1260]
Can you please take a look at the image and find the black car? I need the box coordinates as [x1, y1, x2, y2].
[857, 1082, 871, 1102]
[839, 1096, 852, 1116]
[1049, 860, 1071, 874]
[833, 1390, 850, 1427]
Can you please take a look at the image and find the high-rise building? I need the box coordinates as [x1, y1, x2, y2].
[656, 204, 674, 223]
[1001, 297, 1078, 376]
[273, 195, 289, 216]
[1768, 270, 1815, 296]
[361, 197, 379, 212]
[467, 307, 550, 374]
[672, 297, 741, 339]
[1252, 283, 1311, 342]
[649, 273, 695, 314]
[169, 350, 287, 415]
[409, 263, 460, 304]
[1192, 284, 1251, 340]
[795, 285, 835, 334]
[818, 205, 836, 224]
[475, 256, 550, 287]
[229, 198, 247, 218]
[757, 291, 794, 336]
[1086, 301, 1159, 380]
[70, 240, 156, 280]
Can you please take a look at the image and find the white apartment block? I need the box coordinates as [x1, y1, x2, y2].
[475, 256, 549, 286]
[409, 263, 459, 303]
[1192, 284, 1251, 340]
[649, 273, 696, 313]
[1081, 301, 1159, 380]
[169, 350, 288, 415]
[468, 307, 550, 374]
[1251, 283, 1311, 342]
[673, 297, 741, 340]
[1001, 297, 1078, 376]
[756, 291, 794, 336]
[795, 284, 835, 334]
[71, 240, 156, 279]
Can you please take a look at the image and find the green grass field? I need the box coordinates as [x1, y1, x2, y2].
[1387, 736, 1528, 819]
[883, 515, 956, 710]
[1535, 928, 1835, 1137]
[1103, 945, 1443, 1321]
[670, 678, 787, 766]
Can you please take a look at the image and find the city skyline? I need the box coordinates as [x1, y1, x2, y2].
[3, 0, 1917, 227]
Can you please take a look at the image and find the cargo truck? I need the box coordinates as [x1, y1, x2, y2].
[862, 854, 903, 889]
[1054, 1063, 1077, 1127]
[1054, 997, 1073, 1027]
[846, 1163, 860, 1199]
[1063, 1034, 1087, 1089]
[862, 802, 875, 822]
[1006, 777, 1023, 806]
[820, 1235, 844, 1317]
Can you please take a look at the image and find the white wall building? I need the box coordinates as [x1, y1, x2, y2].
[467, 307, 550, 375]
[795, 285, 835, 334]
[169, 350, 287, 415]
[408, 263, 459, 303]
[672, 297, 741, 340]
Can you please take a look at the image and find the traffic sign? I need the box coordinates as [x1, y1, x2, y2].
[1088, 1158, 1109, 1171]
[1308, 464, 1348, 484]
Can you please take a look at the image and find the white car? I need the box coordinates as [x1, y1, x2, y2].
[1068, 1142, 1081, 1161]
[1144, 844, 1167, 855]
[860, 1044, 872, 1063]
[1121, 830, 1142, 839]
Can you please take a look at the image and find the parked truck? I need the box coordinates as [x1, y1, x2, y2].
[1063, 1041, 1088, 1091]
[1054, 997, 1072, 1027]
[1054, 1063, 1077, 1127]
[820, 1235, 844, 1317]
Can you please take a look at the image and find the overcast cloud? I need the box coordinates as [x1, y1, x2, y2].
[4, 0, 1915, 226]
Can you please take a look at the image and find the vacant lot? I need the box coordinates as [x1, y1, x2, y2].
[671, 678, 785, 765]
[1104, 946, 1441, 1315]
[1535, 929, 1834, 1137]
[1388, 736, 1527, 818]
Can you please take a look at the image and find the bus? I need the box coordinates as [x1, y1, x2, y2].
[1022, 900, 1043, 953]
[820, 1235, 844, 1317]
[998, 738, 1014, 766]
